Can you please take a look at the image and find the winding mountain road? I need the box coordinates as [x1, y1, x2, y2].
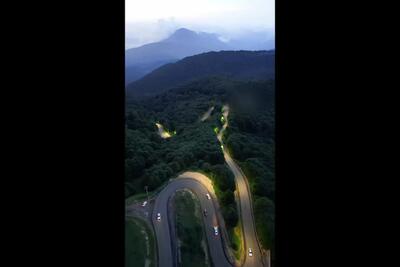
[129, 105, 267, 267]
[152, 176, 232, 267]
[223, 151, 264, 267]
[219, 105, 264, 267]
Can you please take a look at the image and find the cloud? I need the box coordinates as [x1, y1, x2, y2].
[125, 18, 181, 49]
[126, 0, 274, 28]
[125, 0, 275, 49]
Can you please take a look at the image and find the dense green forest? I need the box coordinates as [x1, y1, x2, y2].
[126, 50, 275, 98]
[125, 77, 241, 233]
[125, 78, 231, 195]
[125, 76, 275, 258]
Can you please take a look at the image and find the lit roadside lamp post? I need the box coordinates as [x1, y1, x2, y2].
[144, 185, 149, 202]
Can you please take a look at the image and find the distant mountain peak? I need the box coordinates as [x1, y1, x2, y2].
[125, 28, 233, 84]
[174, 28, 195, 34]
[165, 28, 198, 42]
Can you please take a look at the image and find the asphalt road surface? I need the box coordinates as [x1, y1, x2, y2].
[152, 177, 232, 267]
[224, 150, 264, 267]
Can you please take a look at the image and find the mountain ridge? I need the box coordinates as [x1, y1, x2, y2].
[126, 50, 275, 99]
[125, 28, 231, 84]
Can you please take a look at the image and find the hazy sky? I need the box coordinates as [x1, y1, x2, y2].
[126, 0, 275, 49]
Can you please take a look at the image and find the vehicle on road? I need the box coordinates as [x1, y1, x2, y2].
[142, 201, 147, 207]
[206, 193, 211, 200]
[203, 209, 207, 217]
[156, 213, 161, 221]
[213, 226, 219, 236]
[248, 248, 253, 257]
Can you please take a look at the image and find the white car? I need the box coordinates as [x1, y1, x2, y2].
[142, 201, 147, 207]
[206, 193, 211, 200]
[156, 213, 161, 221]
[213, 226, 219, 236]
[248, 248, 253, 257]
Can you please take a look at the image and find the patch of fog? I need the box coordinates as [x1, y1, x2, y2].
[200, 106, 215, 122]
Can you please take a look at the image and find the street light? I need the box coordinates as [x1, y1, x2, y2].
[144, 186, 149, 202]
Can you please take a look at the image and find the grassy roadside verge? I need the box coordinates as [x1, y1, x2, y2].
[125, 170, 191, 206]
[125, 176, 174, 206]
[228, 224, 243, 260]
[125, 217, 156, 267]
[125, 188, 160, 205]
[174, 190, 211, 267]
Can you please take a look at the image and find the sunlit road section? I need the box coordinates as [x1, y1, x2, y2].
[219, 105, 265, 267]
[155, 123, 172, 139]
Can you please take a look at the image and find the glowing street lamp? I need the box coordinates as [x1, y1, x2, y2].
[144, 186, 149, 202]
